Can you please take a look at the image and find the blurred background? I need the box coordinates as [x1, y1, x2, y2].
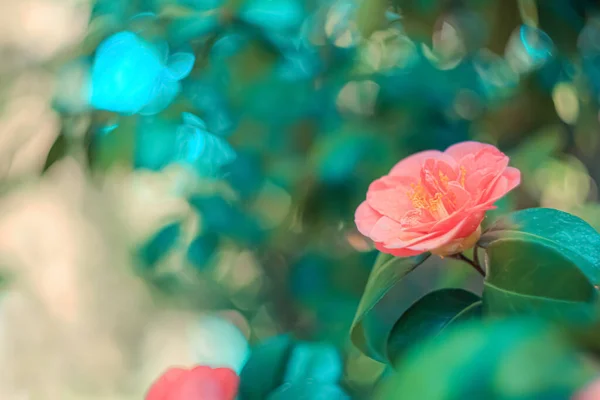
[1, 0, 600, 398]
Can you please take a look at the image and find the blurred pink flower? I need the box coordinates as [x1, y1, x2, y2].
[146, 365, 239, 400]
[573, 378, 600, 400]
[355, 141, 520, 257]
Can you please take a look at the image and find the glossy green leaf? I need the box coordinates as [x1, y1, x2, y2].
[482, 283, 597, 321]
[375, 319, 599, 400]
[350, 252, 430, 362]
[479, 208, 600, 321]
[351, 252, 481, 363]
[267, 381, 350, 400]
[387, 289, 481, 365]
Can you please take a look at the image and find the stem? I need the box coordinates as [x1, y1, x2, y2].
[452, 253, 485, 277]
[473, 245, 481, 269]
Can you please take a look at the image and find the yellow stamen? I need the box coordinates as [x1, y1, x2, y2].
[438, 170, 449, 188]
[459, 166, 467, 187]
[407, 165, 467, 218]
[407, 184, 449, 218]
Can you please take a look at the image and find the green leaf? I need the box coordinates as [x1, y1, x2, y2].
[387, 289, 481, 364]
[267, 381, 350, 400]
[375, 319, 600, 400]
[479, 208, 600, 321]
[350, 252, 429, 362]
[350, 252, 480, 363]
[239, 335, 294, 400]
[482, 283, 597, 321]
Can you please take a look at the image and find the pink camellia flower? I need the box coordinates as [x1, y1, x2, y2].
[355, 141, 520, 257]
[146, 365, 239, 400]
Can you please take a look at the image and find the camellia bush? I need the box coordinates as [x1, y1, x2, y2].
[21, 0, 600, 398]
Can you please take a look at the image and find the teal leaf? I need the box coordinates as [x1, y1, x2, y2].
[239, 335, 294, 400]
[239, 0, 304, 31]
[376, 319, 600, 400]
[174, 123, 236, 175]
[283, 343, 343, 385]
[139, 80, 181, 116]
[387, 289, 481, 365]
[129, 12, 158, 34]
[134, 118, 178, 171]
[186, 233, 219, 270]
[166, 52, 196, 80]
[479, 208, 600, 322]
[182, 112, 208, 129]
[138, 222, 180, 266]
[267, 381, 350, 400]
[152, 39, 170, 63]
[168, 13, 221, 45]
[90, 31, 164, 114]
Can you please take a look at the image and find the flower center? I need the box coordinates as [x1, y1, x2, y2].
[406, 165, 467, 219]
[407, 183, 451, 219]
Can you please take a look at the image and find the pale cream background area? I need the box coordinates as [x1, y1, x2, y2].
[0, 1, 249, 398]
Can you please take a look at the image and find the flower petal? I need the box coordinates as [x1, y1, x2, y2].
[211, 368, 240, 400]
[395, 210, 483, 255]
[420, 159, 459, 196]
[407, 217, 472, 252]
[382, 219, 456, 249]
[146, 367, 188, 400]
[399, 208, 435, 231]
[369, 216, 404, 243]
[464, 170, 495, 200]
[170, 375, 208, 400]
[375, 242, 423, 257]
[480, 166, 521, 205]
[172, 366, 236, 400]
[370, 216, 422, 244]
[445, 182, 472, 213]
[419, 184, 475, 233]
[355, 201, 382, 237]
[366, 176, 415, 221]
[389, 150, 444, 176]
[444, 141, 498, 163]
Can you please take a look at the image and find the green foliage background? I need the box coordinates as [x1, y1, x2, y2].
[4, 0, 600, 398]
